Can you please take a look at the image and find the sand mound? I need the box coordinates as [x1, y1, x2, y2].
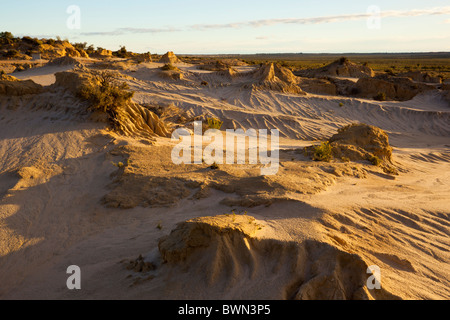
[353, 76, 435, 101]
[304, 123, 396, 173]
[90, 60, 137, 71]
[198, 60, 230, 72]
[115, 103, 172, 139]
[101, 143, 372, 210]
[158, 215, 262, 264]
[299, 58, 375, 79]
[54, 69, 171, 139]
[299, 77, 337, 95]
[250, 63, 305, 94]
[133, 52, 152, 63]
[54, 68, 96, 94]
[0, 78, 43, 96]
[221, 58, 248, 67]
[90, 49, 113, 58]
[159, 70, 184, 81]
[38, 41, 86, 60]
[329, 123, 393, 163]
[198, 59, 246, 72]
[156, 215, 397, 300]
[159, 51, 181, 64]
[47, 56, 83, 67]
[399, 71, 442, 84]
[216, 67, 238, 80]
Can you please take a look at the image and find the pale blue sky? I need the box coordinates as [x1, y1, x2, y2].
[1, 0, 449, 54]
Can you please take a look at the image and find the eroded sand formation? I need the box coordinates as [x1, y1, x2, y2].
[0, 53, 449, 300]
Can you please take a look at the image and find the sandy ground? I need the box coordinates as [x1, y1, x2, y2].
[0, 60, 449, 300]
[11, 65, 74, 86]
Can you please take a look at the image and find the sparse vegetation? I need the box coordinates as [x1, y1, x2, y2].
[73, 42, 88, 51]
[0, 31, 16, 45]
[312, 141, 333, 162]
[5, 49, 19, 58]
[112, 161, 126, 168]
[367, 155, 382, 166]
[78, 71, 134, 129]
[113, 46, 129, 58]
[383, 165, 399, 175]
[207, 117, 223, 130]
[373, 92, 386, 102]
[21, 36, 42, 46]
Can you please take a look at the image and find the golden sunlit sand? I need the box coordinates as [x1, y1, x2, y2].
[0, 45, 449, 300]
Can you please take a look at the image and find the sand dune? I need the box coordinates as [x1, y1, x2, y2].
[0, 57, 449, 300]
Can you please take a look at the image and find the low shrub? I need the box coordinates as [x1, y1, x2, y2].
[207, 117, 223, 130]
[374, 92, 386, 101]
[5, 49, 19, 58]
[312, 141, 333, 162]
[367, 155, 381, 166]
[78, 71, 134, 129]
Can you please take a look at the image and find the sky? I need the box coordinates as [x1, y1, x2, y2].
[1, 0, 450, 54]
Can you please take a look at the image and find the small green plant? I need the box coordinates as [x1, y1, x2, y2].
[339, 102, 344, 107]
[112, 161, 125, 168]
[156, 221, 163, 230]
[312, 142, 333, 162]
[373, 92, 386, 101]
[207, 118, 223, 130]
[367, 155, 381, 166]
